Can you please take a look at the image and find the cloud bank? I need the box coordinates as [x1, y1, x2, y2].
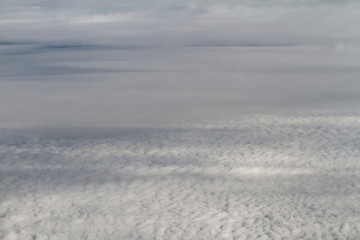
[0, 0, 360, 127]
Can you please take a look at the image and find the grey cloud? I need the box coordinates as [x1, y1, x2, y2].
[0, 0, 360, 127]
[2, 66, 160, 78]
[0, 42, 158, 55]
[0, 41, 35, 46]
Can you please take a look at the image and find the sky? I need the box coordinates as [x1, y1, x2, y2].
[1, 0, 360, 127]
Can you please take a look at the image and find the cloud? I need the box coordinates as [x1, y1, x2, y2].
[68, 13, 143, 24]
[0, 0, 360, 127]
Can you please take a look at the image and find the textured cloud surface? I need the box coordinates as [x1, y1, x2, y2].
[1, 113, 360, 239]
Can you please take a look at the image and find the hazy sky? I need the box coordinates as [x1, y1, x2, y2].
[1, 0, 360, 127]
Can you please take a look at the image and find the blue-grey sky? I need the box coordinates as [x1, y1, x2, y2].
[1, 0, 360, 127]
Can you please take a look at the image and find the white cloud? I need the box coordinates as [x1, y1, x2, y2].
[68, 12, 143, 24]
[1, 1, 360, 238]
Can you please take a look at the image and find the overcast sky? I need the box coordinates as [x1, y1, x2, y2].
[1, 0, 360, 127]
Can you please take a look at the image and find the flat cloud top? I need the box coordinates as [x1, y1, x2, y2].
[0, 0, 360, 127]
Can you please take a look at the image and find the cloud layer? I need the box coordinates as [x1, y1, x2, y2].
[1, 113, 360, 238]
[1, 0, 360, 127]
